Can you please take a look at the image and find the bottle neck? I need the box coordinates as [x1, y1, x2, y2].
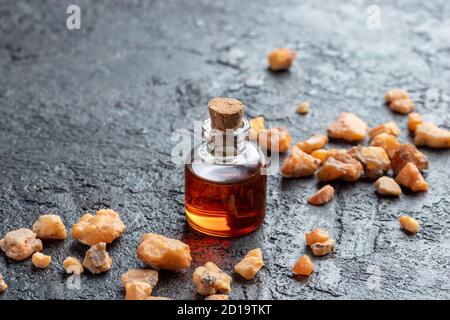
[200, 118, 249, 164]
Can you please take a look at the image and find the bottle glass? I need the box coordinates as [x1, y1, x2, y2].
[185, 118, 267, 237]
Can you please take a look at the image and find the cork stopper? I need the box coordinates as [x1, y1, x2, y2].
[208, 98, 244, 131]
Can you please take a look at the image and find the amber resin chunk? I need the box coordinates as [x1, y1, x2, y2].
[63, 257, 83, 274]
[395, 162, 429, 192]
[327, 112, 368, 142]
[389, 99, 415, 114]
[390, 144, 429, 175]
[193, 262, 232, 295]
[0, 274, 7, 293]
[281, 146, 322, 178]
[137, 233, 192, 271]
[0, 228, 43, 261]
[296, 134, 328, 154]
[311, 149, 329, 162]
[32, 252, 52, 269]
[311, 239, 334, 256]
[408, 112, 423, 132]
[125, 282, 152, 300]
[370, 133, 400, 159]
[292, 255, 314, 276]
[317, 151, 363, 182]
[384, 89, 414, 114]
[384, 90, 412, 113]
[296, 101, 310, 114]
[384, 89, 409, 103]
[305, 228, 334, 256]
[257, 127, 292, 153]
[82, 242, 112, 274]
[305, 228, 330, 246]
[374, 176, 402, 196]
[234, 248, 264, 280]
[205, 294, 229, 300]
[399, 216, 420, 234]
[348, 146, 391, 179]
[368, 122, 400, 139]
[308, 185, 335, 205]
[121, 269, 159, 289]
[415, 122, 450, 149]
[268, 48, 295, 71]
[71, 209, 125, 246]
[249, 116, 265, 141]
[311, 148, 348, 162]
[33, 214, 67, 240]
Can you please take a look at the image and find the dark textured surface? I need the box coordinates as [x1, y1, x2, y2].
[0, 0, 449, 300]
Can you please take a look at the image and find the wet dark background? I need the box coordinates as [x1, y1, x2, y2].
[0, 0, 449, 299]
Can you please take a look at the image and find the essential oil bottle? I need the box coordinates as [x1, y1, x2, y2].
[185, 98, 267, 237]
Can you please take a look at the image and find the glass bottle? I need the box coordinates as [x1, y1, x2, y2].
[185, 105, 267, 238]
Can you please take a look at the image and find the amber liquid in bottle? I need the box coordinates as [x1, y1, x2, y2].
[185, 141, 267, 238]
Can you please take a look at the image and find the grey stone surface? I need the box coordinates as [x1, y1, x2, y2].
[0, 0, 449, 300]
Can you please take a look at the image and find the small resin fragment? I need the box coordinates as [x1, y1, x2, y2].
[296, 134, 328, 154]
[307, 185, 335, 205]
[368, 122, 400, 139]
[415, 122, 450, 149]
[348, 146, 391, 179]
[370, 133, 400, 158]
[311, 149, 329, 162]
[32, 252, 52, 269]
[310, 238, 334, 257]
[389, 99, 415, 114]
[305, 228, 334, 256]
[390, 144, 429, 175]
[327, 112, 368, 142]
[384, 89, 415, 114]
[234, 248, 264, 280]
[82, 242, 112, 274]
[32, 214, 67, 240]
[281, 146, 322, 178]
[268, 48, 295, 71]
[0, 274, 7, 293]
[125, 282, 152, 300]
[63, 257, 84, 274]
[395, 162, 429, 192]
[317, 151, 363, 182]
[257, 127, 292, 153]
[384, 89, 409, 103]
[193, 262, 232, 295]
[121, 269, 159, 289]
[305, 228, 330, 246]
[137, 233, 192, 271]
[374, 176, 402, 196]
[292, 255, 314, 276]
[71, 209, 125, 246]
[205, 294, 229, 300]
[399, 215, 420, 234]
[296, 101, 310, 114]
[249, 116, 265, 141]
[408, 112, 423, 132]
[0, 228, 43, 261]
[311, 148, 348, 162]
